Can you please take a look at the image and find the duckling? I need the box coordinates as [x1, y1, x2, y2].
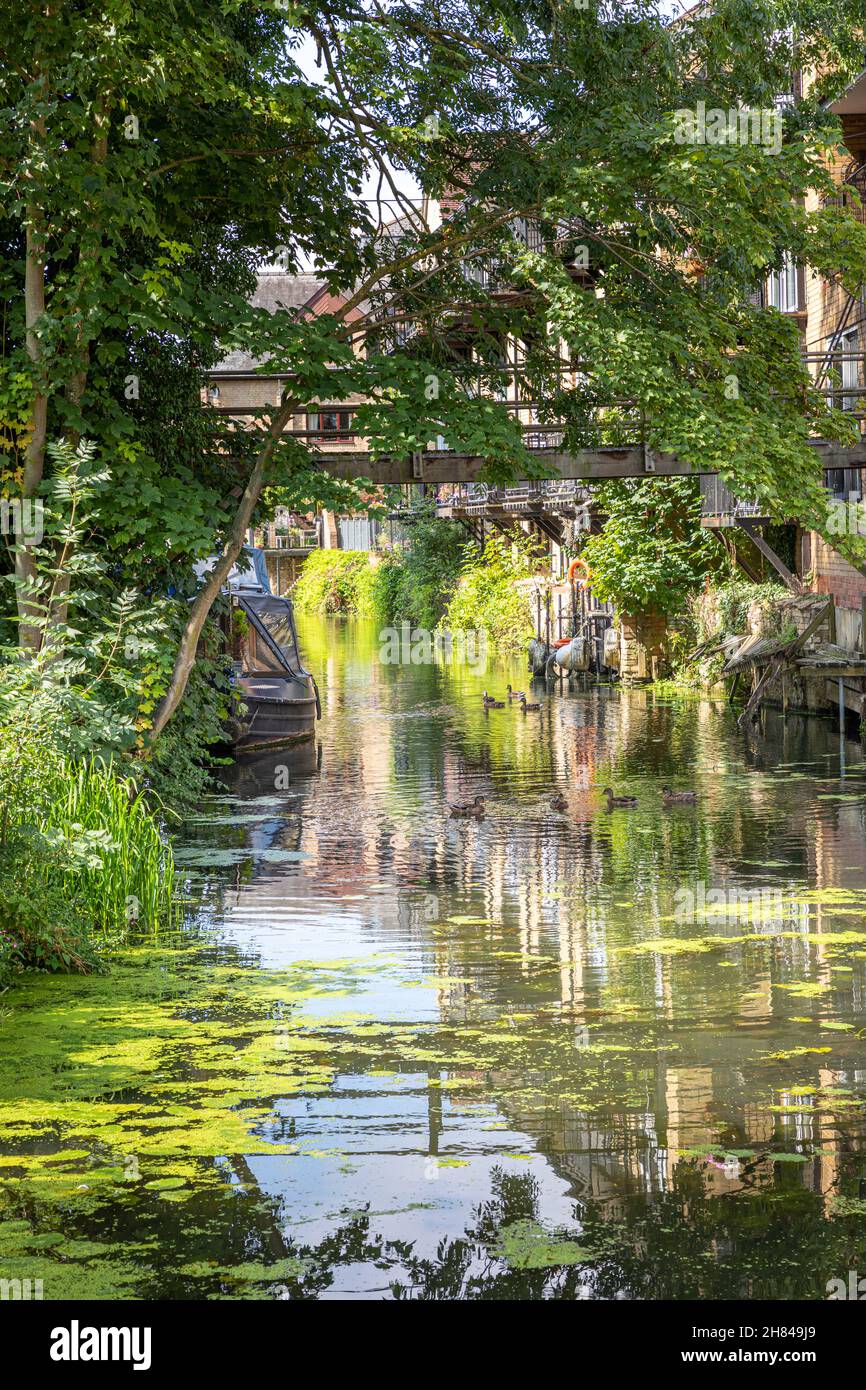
[506, 684, 526, 701]
[519, 695, 541, 712]
[602, 786, 637, 808]
[550, 793, 569, 812]
[662, 786, 697, 804]
[482, 690, 505, 709]
[449, 795, 486, 818]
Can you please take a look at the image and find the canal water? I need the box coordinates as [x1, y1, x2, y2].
[3, 616, 866, 1299]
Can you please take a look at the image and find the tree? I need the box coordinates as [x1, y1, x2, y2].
[580, 478, 724, 617]
[4, 1, 866, 746]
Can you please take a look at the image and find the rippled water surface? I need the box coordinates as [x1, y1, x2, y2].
[4, 617, 866, 1299]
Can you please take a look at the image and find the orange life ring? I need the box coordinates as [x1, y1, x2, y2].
[568, 557, 591, 585]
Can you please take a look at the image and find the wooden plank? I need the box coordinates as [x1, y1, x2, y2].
[797, 662, 866, 677]
[786, 600, 835, 656]
[218, 441, 866, 486]
[739, 658, 783, 727]
[736, 519, 802, 593]
[737, 600, 833, 727]
[824, 678, 866, 717]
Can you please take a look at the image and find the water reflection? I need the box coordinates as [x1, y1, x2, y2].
[4, 617, 866, 1298]
[183, 619, 866, 1291]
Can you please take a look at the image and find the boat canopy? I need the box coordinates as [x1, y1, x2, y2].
[238, 592, 307, 677]
[194, 546, 272, 595]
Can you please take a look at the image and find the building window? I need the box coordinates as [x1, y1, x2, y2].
[766, 254, 799, 313]
[838, 328, 861, 414]
[826, 466, 861, 500]
[307, 410, 354, 441]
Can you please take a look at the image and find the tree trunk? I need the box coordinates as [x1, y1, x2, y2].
[17, 213, 48, 652]
[147, 396, 299, 741]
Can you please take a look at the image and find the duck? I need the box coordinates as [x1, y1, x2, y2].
[482, 690, 505, 708]
[550, 793, 569, 812]
[449, 795, 486, 818]
[662, 786, 697, 804]
[506, 684, 526, 701]
[519, 695, 541, 712]
[602, 787, 638, 808]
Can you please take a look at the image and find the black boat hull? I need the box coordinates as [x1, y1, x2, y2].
[232, 677, 318, 751]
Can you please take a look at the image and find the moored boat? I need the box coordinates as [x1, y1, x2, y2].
[208, 549, 320, 751]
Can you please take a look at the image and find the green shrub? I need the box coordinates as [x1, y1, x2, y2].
[441, 530, 543, 655]
[295, 519, 543, 657]
[0, 726, 176, 987]
[293, 549, 391, 619]
[0, 439, 233, 808]
[385, 512, 466, 629]
[580, 479, 724, 618]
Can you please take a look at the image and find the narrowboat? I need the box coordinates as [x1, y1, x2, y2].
[208, 548, 320, 751]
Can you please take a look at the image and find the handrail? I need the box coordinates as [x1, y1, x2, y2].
[206, 344, 866, 456]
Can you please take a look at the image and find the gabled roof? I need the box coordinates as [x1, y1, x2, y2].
[250, 270, 326, 313]
[830, 69, 866, 116]
[215, 271, 327, 374]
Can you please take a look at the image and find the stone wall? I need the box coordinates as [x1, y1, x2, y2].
[747, 592, 831, 648]
[619, 612, 667, 682]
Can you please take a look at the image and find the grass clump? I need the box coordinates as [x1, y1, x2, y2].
[0, 730, 175, 988]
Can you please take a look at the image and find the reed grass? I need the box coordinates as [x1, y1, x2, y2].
[44, 759, 177, 933]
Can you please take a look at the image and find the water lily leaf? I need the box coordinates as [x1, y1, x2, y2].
[496, 1219, 588, 1269]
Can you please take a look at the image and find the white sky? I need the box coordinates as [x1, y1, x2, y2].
[282, 3, 702, 269]
[291, 30, 421, 213]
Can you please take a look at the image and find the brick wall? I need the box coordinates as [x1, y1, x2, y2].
[808, 532, 866, 611]
[803, 150, 860, 354]
[213, 377, 281, 409]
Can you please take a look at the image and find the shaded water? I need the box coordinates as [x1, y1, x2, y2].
[4, 616, 866, 1300]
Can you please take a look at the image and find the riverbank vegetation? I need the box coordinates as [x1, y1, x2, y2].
[441, 532, 543, 656]
[572, 480, 793, 687]
[0, 741, 176, 988]
[292, 549, 389, 620]
[0, 445, 177, 988]
[293, 510, 469, 626]
[580, 480, 725, 620]
[294, 518, 543, 655]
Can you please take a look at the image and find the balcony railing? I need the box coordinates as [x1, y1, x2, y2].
[437, 480, 592, 513]
[261, 524, 319, 551]
[699, 475, 768, 521]
[211, 351, 866, 459]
